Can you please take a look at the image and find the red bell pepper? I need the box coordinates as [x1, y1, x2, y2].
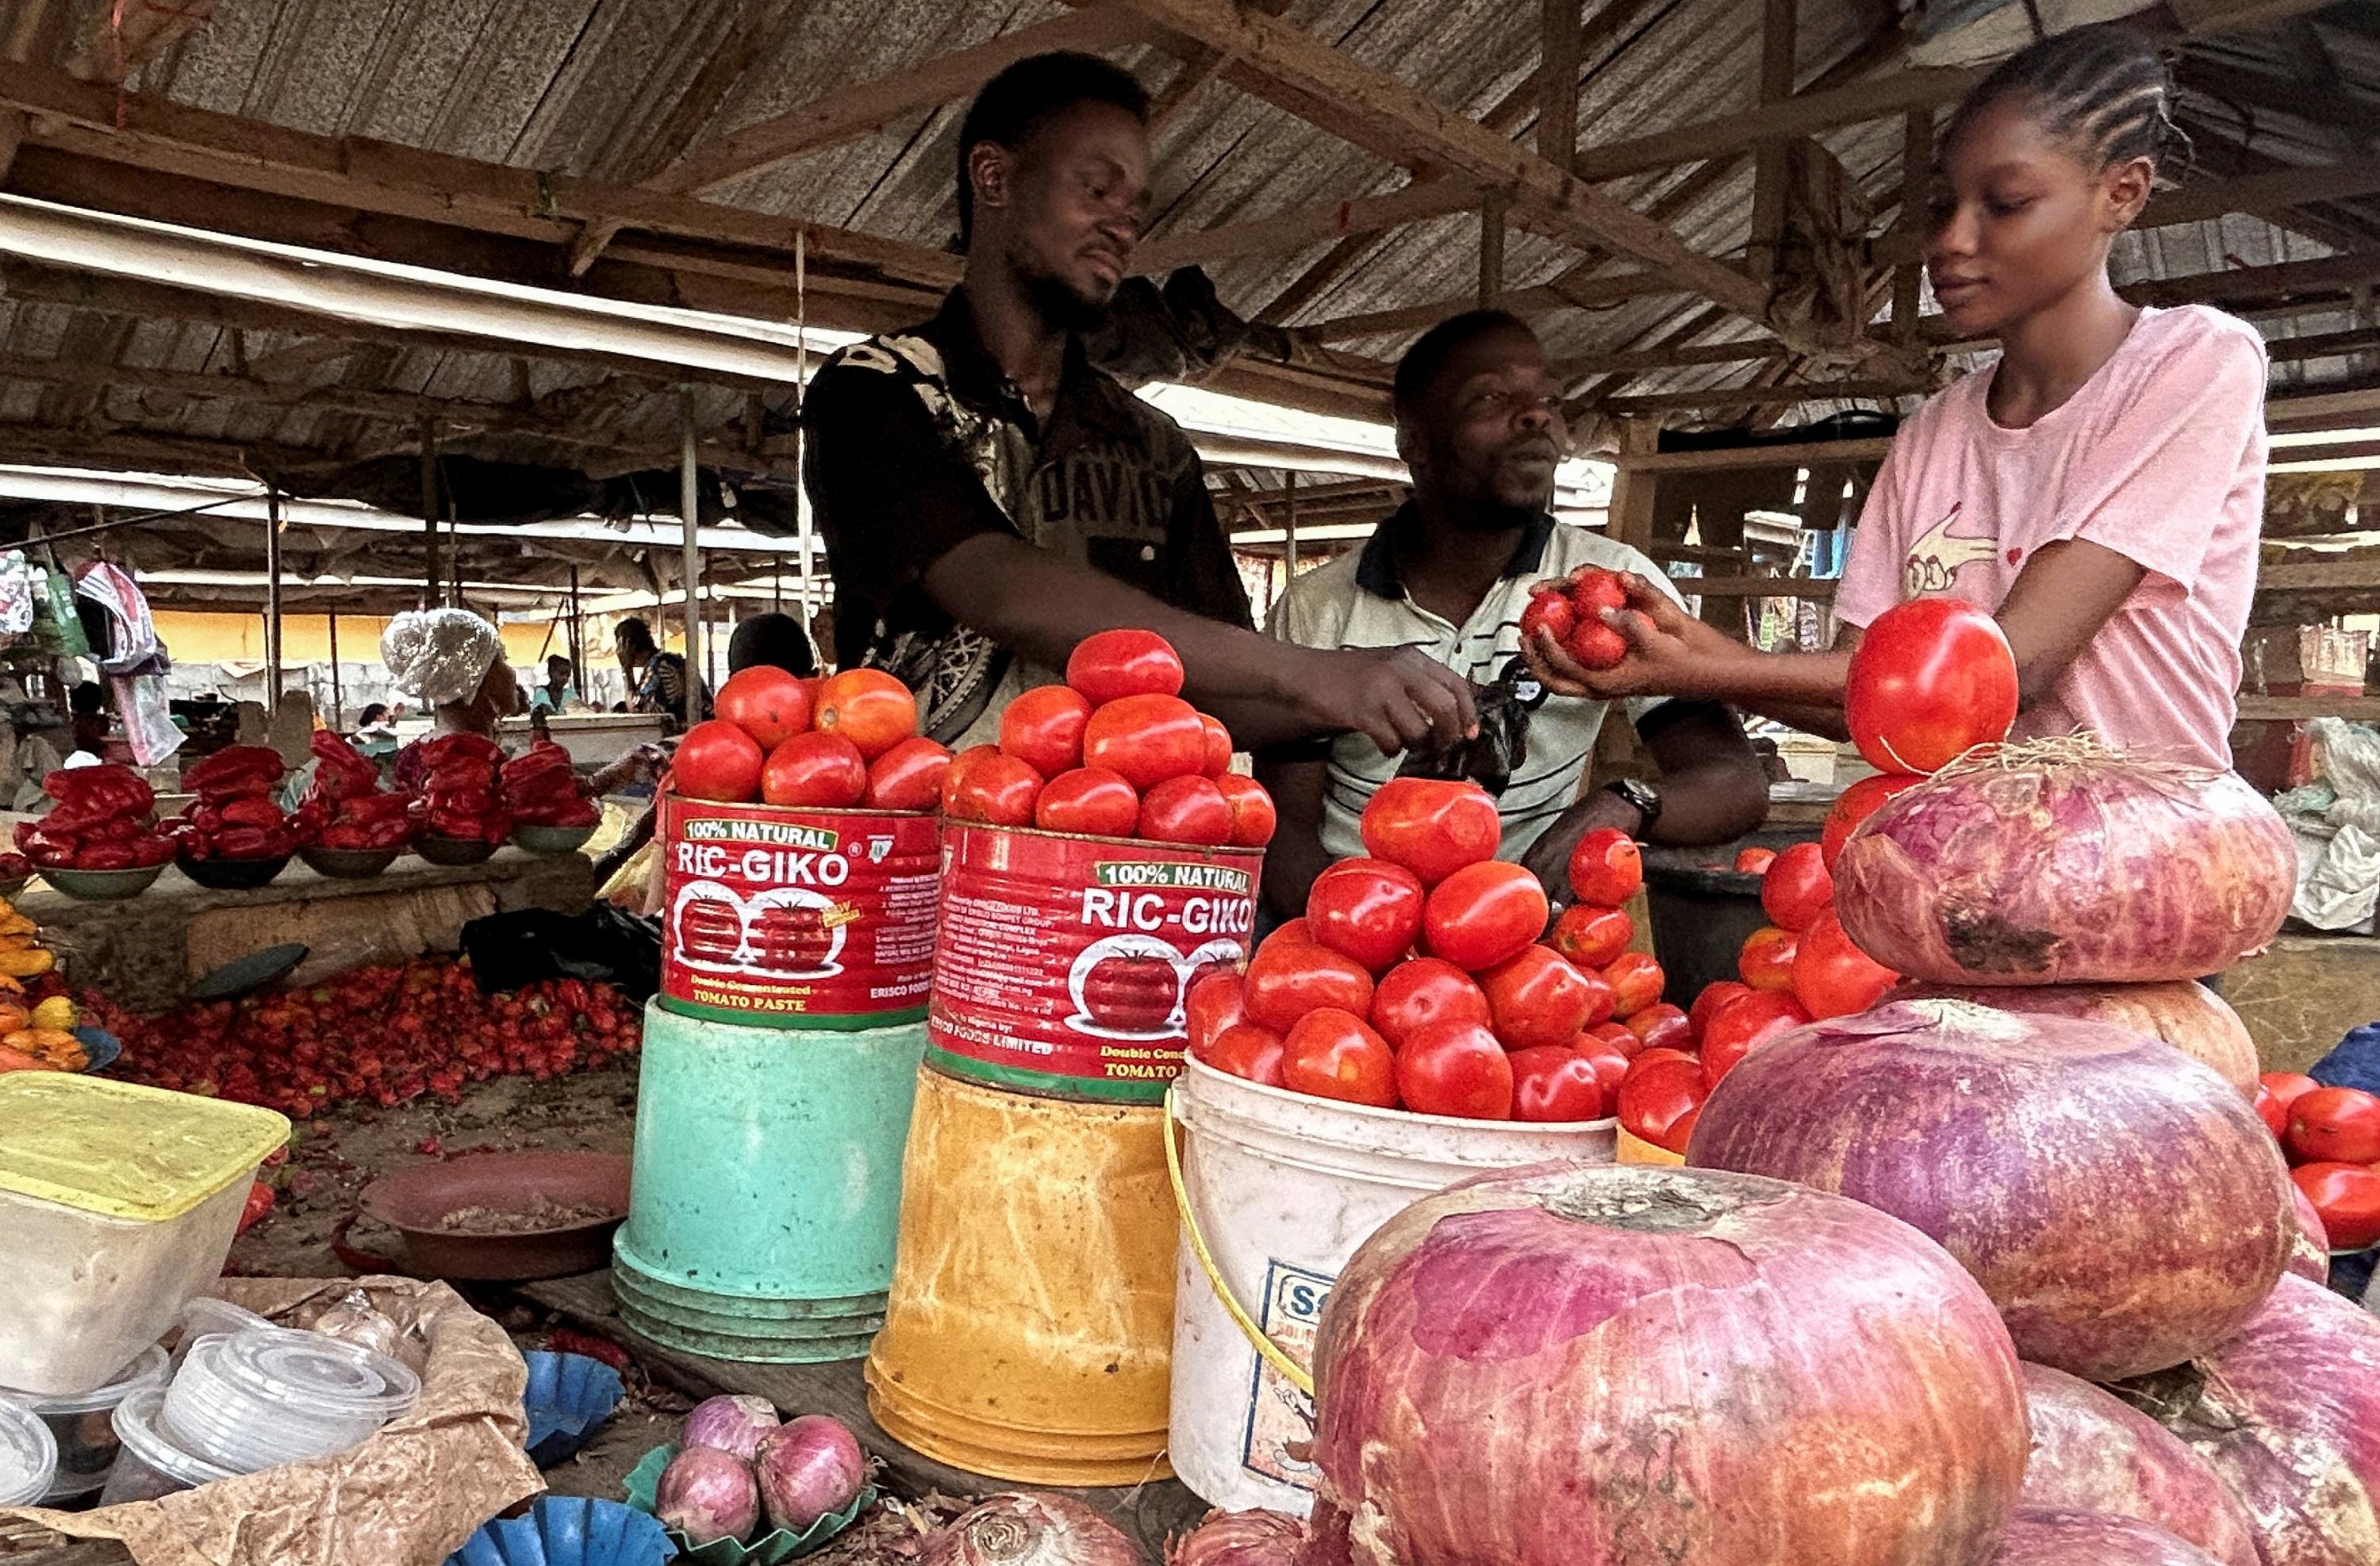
[75, 842, 136, 870]
[45, 765, 153, 816]
[219, 796, 286, 831]
[183, 747, 286, 795]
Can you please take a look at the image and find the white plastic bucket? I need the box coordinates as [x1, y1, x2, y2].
[1165, 1056, 1615, 1514]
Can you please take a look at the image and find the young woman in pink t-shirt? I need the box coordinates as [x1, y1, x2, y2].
[1530, 26, 2268, 770]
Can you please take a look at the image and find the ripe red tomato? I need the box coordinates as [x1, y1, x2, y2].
[674, 720, 766, 803]
[1511, 1046, 1605, 1123]
[1207, 1021, 1287, 1086]
[1821, 773, 1925, 871]
[1759, 842, 1833, 933]
[1626, 1002, 1691, 1054]
[943, 750, 1042, 826]
[2293, 1161, 2380, 1250]
[715, 666, 813, 749]
[1603, 950, 1665, 1019]
[1066, 629, 1185, 704]
[1199, 716, 1233, 777]
[813, 669, 918, 760]
[1701, 989, 1813, 1089]
[1138, 775, 1234, 846]
[1791, 912, 1898, 1020]
[1368, 957, 1491, 1050]
[1269, 918, 1314, 947]
[760, 731, 868, 808]
[999, 685, 1092, 777]
[1307, 858, 1426, 973]
[1617, 1053, 1706, 1154]
[1568, 567, 1628, 616]
[1034, 766, 1140, 837]
[1480, 945, 1599, 1050]
[1565, 621, 1629, 671]
[1687, 980, 1753, 1042]
[1358, 778, 1501, 886]
[1243, 936, 1375, 1034]
[2286, 1087, 2380, 1166]
[1567, 827, 1643, 907]
[1185, 969, 1246, 1060]
[1733, 846, 1777, 874]
[2260, 1073, 2322, 1138]
[939, 746, 996, 816]
[865, 736, 953, 812]
[1281, 1008, 1397, 1108]
[1844, 598, 2020, 775]
[1519, 590, 1575, 647]
[1739, 926, 1798, 992]
[1588, 1020, 1642, 1057]
[1422, 861, 1549, 973]
[1082, 694, 1207, 789]
[1549, 903, 1633, 970]
[1574, 1034, 1631, 1096]
[1212, 773, 1276, 847]
[1395, 1019, 1514, 1120]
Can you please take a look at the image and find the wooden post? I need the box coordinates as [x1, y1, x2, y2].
[1748, 0, 1798, 280]
[1607, 418, 1659, 555]
[263, 486, 284, 717]
[419, 419, 440, 608]
[568, 565, 582, 694]
[1537, 0, 1579, 174]
[1284, 470, 1299, 581]
[1479, 193, 1507, 309]
[680, 389, 703, 700]
[327, 611, 343, 730]
[1894, 108, 1930, 343]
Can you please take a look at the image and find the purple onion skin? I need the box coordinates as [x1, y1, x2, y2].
[654, 1445, 760, 1546]
[1991, 1509, 2224, 1566]
[1690, 1000, 2294, 1381]
[681, 1393, 781, 1460]
[754, 1414, 866, 1534]
[918, 1494, 1142, 1565]
[2017, 1364, 2258, 1566]
[1169, 1510, 1306, 1564]
[1308, 1162, 2027, 1566]
[2290, 1188, 2332, 1284]
[1889, 981, 2259, 1096]
[1835, 759, 2294, 985]
[2114, 1275, 2380, 1566]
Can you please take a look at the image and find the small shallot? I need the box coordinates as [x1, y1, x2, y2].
[754, 1413, 867, 1533]
[654, 1445, 759, 1546]
[681, 1392, 781, 1460]
[919, 1494, 1142, 1565]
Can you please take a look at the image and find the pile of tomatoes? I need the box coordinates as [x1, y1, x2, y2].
[2257, 1073, 2380, 1252]
[1726, 839, 1899, 1026]
[1187, 778, 1668, 1123]
[1521, 566, 1633, 672]
[678, 666, 947, 810]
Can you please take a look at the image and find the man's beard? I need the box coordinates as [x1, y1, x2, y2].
[1017, 256, 1113, 333]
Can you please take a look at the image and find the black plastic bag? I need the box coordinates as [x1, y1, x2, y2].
[460, 904, 660, 1002]
[1395, 655, 1549, 796]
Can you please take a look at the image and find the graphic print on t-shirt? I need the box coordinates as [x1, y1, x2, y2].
[1900, 502, 2002, 597]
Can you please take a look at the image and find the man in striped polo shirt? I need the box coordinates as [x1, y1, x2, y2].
[1261, 311, 1769, 919]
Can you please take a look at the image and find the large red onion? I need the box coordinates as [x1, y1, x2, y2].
[1991, 1509, 2222, 1565]
[2017, 1364, 2256, 1566]
[1834, 743, 2294, 985]
[754, 1414, 866, 1533]
[681, 1392, 781, 1460]
[1304, 1162, 2027, 1566]
[1169, 1510, 1305, 1564]
[2116, 1274, 2380, 1566]
[918, 1495, 1141, 1565]
[1891, 981, 2259, 1096]
[654, 1445, 760, 1545]
[2290, 1186, 2331, 1284]
[1689, 1000, 2293, 1380]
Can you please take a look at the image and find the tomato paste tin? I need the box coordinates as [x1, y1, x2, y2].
[928, 822, 1264, 1103]
[660, 795, 939, 1028]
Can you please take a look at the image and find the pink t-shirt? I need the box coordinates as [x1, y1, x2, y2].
[1834, 305, 2267, 770]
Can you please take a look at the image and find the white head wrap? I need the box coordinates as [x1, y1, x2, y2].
[381, 608, 502, 706]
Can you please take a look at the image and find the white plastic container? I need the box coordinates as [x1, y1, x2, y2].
[2, 1345, 170, 1501]
[1166, 1057, 1616, 1515]
[0, 1395, 58, 1507]
[162, 1328, 418, 1472]
[168, 1298, 274, 1370]
[98, 1388, 236, 1505]
[0, 1075, 289, 1395]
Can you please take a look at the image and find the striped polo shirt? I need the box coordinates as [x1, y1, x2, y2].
[1268, 506, 1683, 865]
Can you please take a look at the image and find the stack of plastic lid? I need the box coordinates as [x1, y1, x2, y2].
[169, 1299, 273, 1370]
[161, 1328, 420, 1473]
[99, 1388, 234, 1505]
[0, 1395, 58, 1507]
[2, 1345, 171, 1502]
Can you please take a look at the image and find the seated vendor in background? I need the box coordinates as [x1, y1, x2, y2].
[1261, 312, 1769, 919]
[382, 609, 654, 798]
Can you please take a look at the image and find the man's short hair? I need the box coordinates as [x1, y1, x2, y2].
[956, 52, 1150, 246]
[1392, 309, 1538, 425]
[727, 612, 820, 678]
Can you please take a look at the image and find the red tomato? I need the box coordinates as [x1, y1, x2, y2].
[1549, 903, 1633, 970]
[1687, 980, 1753, 1042]
[943, 750, 1042, 826]
[1626, 1002, 1691, 1054]
[1138, 775, 1234, 846]
[1790, 912, 1898, 1020]
[1480, 946, 1599, 1050]
[1567, 567, 1629, 616]
[1519, 590, 1574, 647]
[1281, 1008, 1397, 1108]
[1185, 969, 1246, 1061]
[1034, 766, 1140, 837]
[760, 731, 868, 808]
[999, 685, 1092, 777]
[1566, 827, 1643, 907]
[1422, 862, 1549, 973]
[1368, 958, 1491, 1050]
[1510, 1046, 1605, 1123]
[812, 669, 917, 760]
[1213, 773, 1276, 847]
[715, 666, 813, 749]
[1395, 1019, 1514, 1120]
[2261, 1073, 2323, 1138]
[2286, 1087, 2380, 1166]
[1759, 842, 1833, 933]
[1733, 846, 1777, 874]
[2255, 1080, 2288, 1139]
[1602, 950, 1665, 1019]
[1617, 1053, 1706, 1153]
[1701, 989, 1813, 1089]
[1307, 858, 1426, 973]
[1207, 1021, 1287, 1087]
[939, 745, 996, 816]
[1243, 938, 1375, 1034]
[1844, 597, 2020, 775]
[1565, 621, 1629, 672]
[1199, 716, 1234, 777]
[1269, 918, 1314, 947]
[1358, 778, 1501, 886]
[1739, 926, 1798, 992]
[673, 720, 766, 803]
[1066, 629, 1185, 704]
[864, 736, 953, 812]
[1573, 1034, 1631, 1097]
[1589, 1020, 1643, 1057]
[2292, 1161, 2380, 1251]
[1821, 773, 1926, 871]
[1082, 694, 1207, 789]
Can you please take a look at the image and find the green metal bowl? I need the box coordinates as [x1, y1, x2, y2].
[177, 852, 291, 892]
[416, 835, 498, 867]
[41, 865, 167, 901]
[511, 823, 597, 856]
[298, 845, 403, 879]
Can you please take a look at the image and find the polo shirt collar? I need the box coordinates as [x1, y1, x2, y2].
[1355, 501, 1558, 600]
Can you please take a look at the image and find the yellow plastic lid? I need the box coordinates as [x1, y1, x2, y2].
[0, 1075, 290, 1222]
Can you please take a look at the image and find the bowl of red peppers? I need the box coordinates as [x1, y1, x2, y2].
[16, 764, 175, 900]
[166, 746, 300, 890]
[293, 730, 416, 878]
[502, 744, 599, 856]
[416, 732, 510, 866]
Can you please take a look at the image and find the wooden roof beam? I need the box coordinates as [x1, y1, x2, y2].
[1599, 375, 1928, 416]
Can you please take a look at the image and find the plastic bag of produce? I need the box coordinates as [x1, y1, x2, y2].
[2275, 717, 2380, 935]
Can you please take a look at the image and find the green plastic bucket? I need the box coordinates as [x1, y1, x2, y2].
[612, 1000, 927, 1363]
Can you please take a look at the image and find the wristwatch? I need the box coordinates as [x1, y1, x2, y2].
[1603, 777, 1663, 831]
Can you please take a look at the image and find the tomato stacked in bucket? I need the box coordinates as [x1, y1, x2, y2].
[673, 668, 946, 808]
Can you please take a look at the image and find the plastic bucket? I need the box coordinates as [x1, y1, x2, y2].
[1641, 827, 1818, 1007]
[612, 1001, 927, 1363]
[658, 796, 937, 1028]
[1166, 1057, 1617, 1514]
[866, 1064, 1177, 1484]
[927, 822, 1261, 1103]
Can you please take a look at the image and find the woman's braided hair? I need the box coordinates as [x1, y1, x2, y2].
[1944, 23, 2190, 178]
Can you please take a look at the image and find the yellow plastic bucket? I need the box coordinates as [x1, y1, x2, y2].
[865, 1065, 1176, 1484]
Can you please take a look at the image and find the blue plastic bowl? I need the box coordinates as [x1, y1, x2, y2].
[448, 1496, 677, 1566]
[523, 1350, 627, 1468]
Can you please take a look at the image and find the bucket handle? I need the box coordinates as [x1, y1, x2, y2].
[1163, 1086, 1317, 1399]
